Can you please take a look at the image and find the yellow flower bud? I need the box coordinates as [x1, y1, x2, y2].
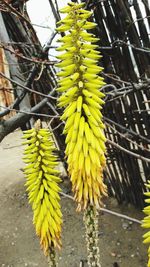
[22, 125, 62, 256]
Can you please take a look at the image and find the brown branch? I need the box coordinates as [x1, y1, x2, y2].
[0, 105, 59, 118]
[0, 41, 41, 48]
[112, 40, 150, 53]
[0, 43, 56, 65]
[0, 97, 48, 142]
[0, 31, 58, 118]
[0, 72, 57, 100]
[106, 81, 150, 102]
[104, 116, 150, 143]
[102, 73, 131, 85]
[107, 139, 150, 163]
[60, 192, 141, 224]
[105, 121, 150, 152]
[1, 0, 32, 26]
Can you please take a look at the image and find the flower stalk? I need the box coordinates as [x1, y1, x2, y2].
[142, 180, 150, 267]
[48, 245, 57, 267]
[84, 206, 101, 267]
[22, 120, 62, 263]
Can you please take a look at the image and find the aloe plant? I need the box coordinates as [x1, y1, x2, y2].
[22, 120, 62, 266]
[56, 2, 107, 266]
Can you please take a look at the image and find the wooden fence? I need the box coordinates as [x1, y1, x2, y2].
[84, 0, 150, 208]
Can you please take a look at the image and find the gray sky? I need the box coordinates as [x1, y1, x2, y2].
[27, 0, 68, 45]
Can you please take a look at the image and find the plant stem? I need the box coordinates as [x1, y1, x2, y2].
[48, 245, 57, 267]
[83, 205, 101, 267]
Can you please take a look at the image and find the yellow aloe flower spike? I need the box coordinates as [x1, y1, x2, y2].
[57, 1, 107, 212]
[142, 181, 150, 267]
[22, 120, 62, 262]
[56, 3, 108, 266]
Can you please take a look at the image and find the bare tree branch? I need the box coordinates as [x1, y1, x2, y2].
[0, 105, 59, 118]
[48, 0, 61, 22]
[106, 121, 150, 152]
[107, 139, 150, 163]
[0, 97, 47, 142]
[60, 192, 141, 224]
[1, 0, 33, 26]
[0, 71, 57, 100]
[0, 43, 56, 65]
[105, 80, 150, 101]
[0, 29, 58, 118]
[0, 92, 58, 142]
[112, 39, 150, 54]
[104, 116, 150, 143]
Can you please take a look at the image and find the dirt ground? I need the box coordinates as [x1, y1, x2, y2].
[0, 130, 148, 267]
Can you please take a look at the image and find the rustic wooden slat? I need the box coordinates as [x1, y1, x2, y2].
[109, 0, 139, 81]
[93, 2, 115, 74]
[133, 0, 150, 47]
[84, 0, 150, 208]
[142, 0, 150, 28]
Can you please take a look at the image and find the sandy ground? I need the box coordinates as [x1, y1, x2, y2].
[0, 130, 148, 267]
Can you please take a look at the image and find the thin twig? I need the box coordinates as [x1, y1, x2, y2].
[112, 39, 150, 53]
[105, 122, 150, 152]
[102, 72, 131, 85]
[0, 31, 58, 118]
[0, 105, 59, 118]
[104, 116, 150, 143]
[0, 43, 56, 65]
[126, 15, 150, 34]
[46, 102, 59, 115]
[32, 23, 53, 30]
[100, 207, 141, 224]
[1, 0, 32, 25]
[51, 122, 64, 132]
[107, 139, 150, 163]
[106, 81, 150, 101]
[0, 72, 57, 100]
[48, 0, 61, 22]
[60, 192, 141, 224]
[0, 96, 51, 142]
[134, 109, 150, 112]
[0, 40, 42, 48]
[34, 64, 45, 81]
